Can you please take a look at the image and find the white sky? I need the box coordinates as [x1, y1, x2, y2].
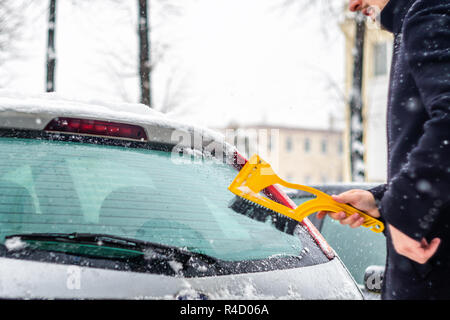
[2, 0, 346, 130]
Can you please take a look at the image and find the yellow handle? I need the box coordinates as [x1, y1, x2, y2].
[279, 181, 384, 233]
[229, 154, 385, 234]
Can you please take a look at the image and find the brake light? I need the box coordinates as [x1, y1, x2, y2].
[44, 117, 148, 141]
[231, 150, 335, 260]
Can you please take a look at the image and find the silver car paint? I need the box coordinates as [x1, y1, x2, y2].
[0, 257, 363, 299]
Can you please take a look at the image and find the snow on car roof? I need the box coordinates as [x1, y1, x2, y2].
[0, 90, 166, 121]
[0, 90, 233, 153]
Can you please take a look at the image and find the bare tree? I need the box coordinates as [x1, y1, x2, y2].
[276, 0, 367, 181]
[138, 0, 151, 107]
[60, 0, 187, 113]
[0, 0, 27, 88]
[45, 0, 57, 92]
[274, 0, 346, 37]
[91, 47, 137, 102]
[158, 66, 190, 114]
[137, 0, 187, 110]
[349, 12, 366, 181]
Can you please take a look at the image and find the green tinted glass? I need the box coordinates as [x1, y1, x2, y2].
[0, 138, 303, 261]
[292, 197, 386, 284]
[319, 218, 386, 284]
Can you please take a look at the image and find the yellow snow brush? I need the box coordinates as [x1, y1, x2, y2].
[228, 154, 384, 233]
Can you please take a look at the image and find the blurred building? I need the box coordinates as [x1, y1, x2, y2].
[341, 14, 393, 183]
[220, 123, 344, 185]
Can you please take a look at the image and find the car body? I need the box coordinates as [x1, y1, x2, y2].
[0, 92, 363, 299]
[287, 184, 387, 299]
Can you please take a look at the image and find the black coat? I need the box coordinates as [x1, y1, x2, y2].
[369, 0, 450, 299]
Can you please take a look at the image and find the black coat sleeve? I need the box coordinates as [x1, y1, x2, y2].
[369, 184, 388, 204]
[368, 184, 388, 236]
[378, 0, 450, 241]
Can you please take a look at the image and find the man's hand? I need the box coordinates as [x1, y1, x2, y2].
[388, 224, 441, 264]
[316, 189, 381, 229]
[316, 189, 441, 264]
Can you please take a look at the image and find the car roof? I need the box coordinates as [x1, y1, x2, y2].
[0, 90, 236, 157]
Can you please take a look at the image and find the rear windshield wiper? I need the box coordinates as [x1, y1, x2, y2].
[4, 233, 220, 274]
[7, 232, 159, 253]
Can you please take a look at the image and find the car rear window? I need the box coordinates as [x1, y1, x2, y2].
[0, 137, 311, 262]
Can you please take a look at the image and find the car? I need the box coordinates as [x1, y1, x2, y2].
[287, 184, 387, 299]
[0, 91, 363, 300]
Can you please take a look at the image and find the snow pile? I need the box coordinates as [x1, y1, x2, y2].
[168, 260, 184, 275]
[0, 90, 164, 118]
[4, 237, 28, 251]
